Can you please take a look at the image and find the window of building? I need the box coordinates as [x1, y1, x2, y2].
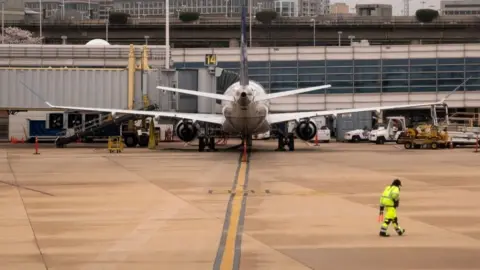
[298, 67, 325, 74]
[354, 73, 380, 81]
[382, 80, 408, 87]
[410, 73, 436, 79]
[271, 75, 297, 81]
[299, 74, 326, 81]
[327, 74, 352, 81]
[270, 68, 297, 75]
[354, 59, 380, 66]
[410, 66, 436, 72]
[327, 66, 353, 73]
[355, 66, 380, 73]
[249, 68, 269, 75]
[382, 66, 408, 73]
[382, 59, 408, 66]
[271, 61, 297, 67]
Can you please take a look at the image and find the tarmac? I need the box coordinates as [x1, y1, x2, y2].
[0, 140, 480, 270]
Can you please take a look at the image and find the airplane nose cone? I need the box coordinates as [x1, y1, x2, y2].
[240, 92, 247, 98]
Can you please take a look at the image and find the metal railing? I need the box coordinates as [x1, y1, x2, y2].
[5, 14, 480, 27]
[0, 44, 167, 61]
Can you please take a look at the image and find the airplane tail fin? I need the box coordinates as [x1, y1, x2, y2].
[239, 3, 249, 87]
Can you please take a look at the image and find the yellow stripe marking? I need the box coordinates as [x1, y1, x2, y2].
[219, 160, 248, 269]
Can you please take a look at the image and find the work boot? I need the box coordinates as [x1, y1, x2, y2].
[396, 228, 405, 236]
[379, 231, 390, 237]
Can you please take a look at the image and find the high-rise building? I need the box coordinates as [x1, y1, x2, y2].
[299, 0, 329, 16]
[274, 0, 298, 17]
[441, 0, 480, 15]
[2, 0, 26, 20]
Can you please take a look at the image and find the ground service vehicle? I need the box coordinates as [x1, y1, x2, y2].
[400, 125, 450, 149]
[369, 116, 407, 144]
[344, 127, 370, 142]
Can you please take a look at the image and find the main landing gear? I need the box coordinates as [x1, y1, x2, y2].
[276, 132, 295, 151]
[198, 136, 216, 152]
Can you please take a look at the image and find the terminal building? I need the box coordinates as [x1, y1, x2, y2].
[172, 44, 480, 111]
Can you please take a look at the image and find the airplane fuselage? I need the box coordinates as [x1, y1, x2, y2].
[220, 81, 271, 136]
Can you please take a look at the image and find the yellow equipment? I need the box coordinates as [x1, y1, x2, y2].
[402, 125, 449, 149]
[108, 136, 124, 153]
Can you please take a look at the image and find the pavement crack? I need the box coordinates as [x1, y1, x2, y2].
[6, 152, 49, 270]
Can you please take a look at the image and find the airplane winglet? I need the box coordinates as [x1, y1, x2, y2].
[440, 76, 471, 103]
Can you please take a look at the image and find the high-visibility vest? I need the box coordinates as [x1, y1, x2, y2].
[379, 185, 400, 207]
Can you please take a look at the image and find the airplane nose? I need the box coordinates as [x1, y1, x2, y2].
[240, 92, 247, 98]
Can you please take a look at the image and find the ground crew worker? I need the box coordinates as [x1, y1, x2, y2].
[379, 179, 405, 237]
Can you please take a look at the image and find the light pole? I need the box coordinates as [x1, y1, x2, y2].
[61, 0, 65, 20]
[1, 0, 4, 44]
[249, 0, 252, 47]
[337, 31, 342, 46]
[137, 2, 141, 19]
[105, 7, 110, 41]
[166, 0, 170, 69]
[39, 0, 43, 43]
[310, 18, 315, 46]
[348, 35, 355, 46]
[225, 0, 229, 17]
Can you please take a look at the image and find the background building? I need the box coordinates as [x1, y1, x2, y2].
[112, 0, 274, 17]
[299, 0, 330, 16]
[356, 4, 392, 17]
[274, 0, 298, 17]
[24, 0, 112, 19]
[330, 2, 349, 15]
[2, 0, 25, 20]
[441, 0, 480, 15]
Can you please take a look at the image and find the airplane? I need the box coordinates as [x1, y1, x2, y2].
[43, 4, 462, 152]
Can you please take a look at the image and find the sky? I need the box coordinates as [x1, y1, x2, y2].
[330, 0, 441, 16]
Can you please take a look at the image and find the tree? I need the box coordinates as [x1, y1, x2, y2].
[179, 11, 200, 22]
[255, 10, 277, 24]
[415, 9, 439, 23]
[1, 27, 42, 44]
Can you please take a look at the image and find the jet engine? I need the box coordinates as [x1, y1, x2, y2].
[295, 120, 317, 141]
[175, 120, 199, 142]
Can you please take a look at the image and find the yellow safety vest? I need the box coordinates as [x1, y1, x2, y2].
[379, 185, 400, 207]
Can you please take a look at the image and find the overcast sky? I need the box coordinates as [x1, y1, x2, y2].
[330, 0, 441, 16]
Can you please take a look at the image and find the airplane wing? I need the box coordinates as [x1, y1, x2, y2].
[157, 85, 332, 102]
[267, 101, 444, 125]
[45, 102, 225, 125]
[255, 84, 332, 102]
[268, 78, 469, 125]
[156, 86, 234, 102]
